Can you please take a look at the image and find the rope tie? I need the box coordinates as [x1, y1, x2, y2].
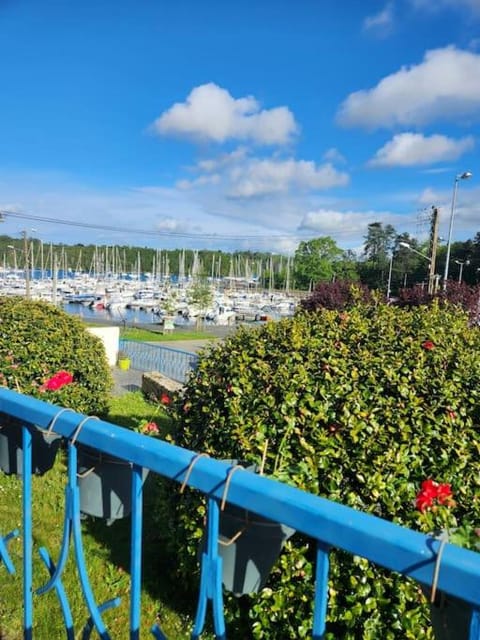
[180, 452, 210, 493]
[220, 464, 244, 511]
[431, 536, 448, 604]
[46, 408, 76, 435]
[70, 416, 100, 445]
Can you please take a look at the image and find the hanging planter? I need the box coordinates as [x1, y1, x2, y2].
[217, 502, 295, 596]
[430, 591, 474, 640]
[197, 458, 295, 596]
[76, 444, 147, 522]
[0, 416, 62, 476]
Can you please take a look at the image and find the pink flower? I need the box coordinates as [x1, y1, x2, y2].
[143, 421, 159, 434]
[40, 370, 73, 392]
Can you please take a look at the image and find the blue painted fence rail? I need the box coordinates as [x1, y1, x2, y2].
[119, 339, 199, 383]
[1, 387, 480, 639]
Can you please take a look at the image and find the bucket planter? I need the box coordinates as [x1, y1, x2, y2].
[430, 592, 474, 640]
[217, 503, 295, 596]
[0, 416, 62, 476]
[117, 357, 131, 371]
[201, 460, 295, 596]
[77, 445, 147, 522]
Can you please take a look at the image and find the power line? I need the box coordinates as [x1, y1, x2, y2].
[0, 209, 300, 242]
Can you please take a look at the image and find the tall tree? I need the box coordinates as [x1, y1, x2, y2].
[293, 237, 343, 289]
[363, 222, 396, 264]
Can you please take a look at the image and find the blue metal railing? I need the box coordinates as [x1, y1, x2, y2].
[119, 339, 199, 383]
[1, 387, 480, 638]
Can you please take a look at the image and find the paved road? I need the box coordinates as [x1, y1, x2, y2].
[112, 337, 220, 396]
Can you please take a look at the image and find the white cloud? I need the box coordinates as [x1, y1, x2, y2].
[410, 0, 480, 15]
[363, 2, 395, 35]
[227, 158, 349, 198]
[176, 174, 221, 190]
[298, 208, 405, 238]
[369, 132, 475, 166]
[337, 46, 480, 129]
[151, 83, 298, 145]
[323, 147, 347, 164]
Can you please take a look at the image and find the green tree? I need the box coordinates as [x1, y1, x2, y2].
[293, 237, 343, 290]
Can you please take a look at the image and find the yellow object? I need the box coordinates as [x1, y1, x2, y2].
[118, 358, 131, 371]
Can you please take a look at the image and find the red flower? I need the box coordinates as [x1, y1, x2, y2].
[40, 370, 73, 392]
[446, 409, 456, 420]
[415, 479, 454, 512]
[143, 421, 159, 434]
[436, 483, 454, 506]
[421, 340, 435, 351]
[160, 393, 171, 405]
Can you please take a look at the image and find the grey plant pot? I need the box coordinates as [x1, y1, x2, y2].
[430, 592, 473, 639]
[218, 503, 295, 596]
[202, 459, 295, 596]
[77, 445, 148, 522]
[0, 417, 62, 476]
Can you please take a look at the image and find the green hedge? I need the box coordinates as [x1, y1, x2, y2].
[159, 301, 480, 638]
[0, 297, 112, 414]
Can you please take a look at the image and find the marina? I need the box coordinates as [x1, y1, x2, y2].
[0, 268, 299, 328]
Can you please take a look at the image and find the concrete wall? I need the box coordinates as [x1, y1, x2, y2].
[87, 326, 120, 367]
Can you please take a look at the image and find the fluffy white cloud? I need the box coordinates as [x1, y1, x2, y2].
[298, 208, 404, 238]
[410, 0, 480, 15]
[323, 147, 347, 164]
[151, 83, 298, 145]
[363, 2, 394, 35]
[369, 132, 475, 166]
[337, 46, 480, 128]
[227, 159, 349, 198]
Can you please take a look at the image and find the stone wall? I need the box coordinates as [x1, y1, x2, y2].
[142, 371, 183, 401]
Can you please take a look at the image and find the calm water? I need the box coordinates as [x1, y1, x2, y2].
[62, 303, 163, 326]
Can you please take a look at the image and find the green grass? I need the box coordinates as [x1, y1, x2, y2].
[119, 327, 215, 342]
[0, 392, 209, 639]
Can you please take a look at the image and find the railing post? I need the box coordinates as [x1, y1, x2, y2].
[22, 425, 33, 640]
[130, 464, 144, 640]
[312, 541, 330, 639]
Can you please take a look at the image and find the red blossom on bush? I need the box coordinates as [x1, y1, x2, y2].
[160, 393, 171, 405]
[421, 340, 435, 351]
[143, 421, 159, 434]
[446, 409, 456, 420]
[415, 479, 454, 513]
[39, 370, 73, 392]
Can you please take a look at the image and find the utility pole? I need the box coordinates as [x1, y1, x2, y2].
[428, 207, 439, 294]
[22, 230, 31, 300]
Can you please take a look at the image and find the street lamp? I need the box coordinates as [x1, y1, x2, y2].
[399, 242, 435, 293]
[455, 259, 470, 283]
[399, 242, 431, 262]
[443, 171, 473, 289]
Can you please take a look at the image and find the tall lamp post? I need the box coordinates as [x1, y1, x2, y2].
[455, 259, 470, 283]
[443, 171, 473, 289]
[399, 242, 434, 292]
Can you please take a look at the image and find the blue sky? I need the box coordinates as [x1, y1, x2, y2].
[0, 0, 478, 253]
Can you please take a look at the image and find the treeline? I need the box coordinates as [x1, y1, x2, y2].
[1, 222, 480, 293]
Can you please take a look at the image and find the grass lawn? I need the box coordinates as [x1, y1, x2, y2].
[120, 327, 215, 342]
[0, 392, 209, 639]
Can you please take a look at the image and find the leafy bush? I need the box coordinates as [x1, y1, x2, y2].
[160, 301, 480, 638]
[300, 280, 372, 311]
[397, 281, 480, 324]
[0, 297, 112, 414]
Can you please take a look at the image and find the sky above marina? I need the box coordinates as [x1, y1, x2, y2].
[0, 0, 479, 254]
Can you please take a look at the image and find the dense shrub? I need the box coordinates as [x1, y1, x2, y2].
[0, 297, 112, 414]
[300, 280, 372, 311]
[397, 281, 480, 324]
[160, 301, 480, 638]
